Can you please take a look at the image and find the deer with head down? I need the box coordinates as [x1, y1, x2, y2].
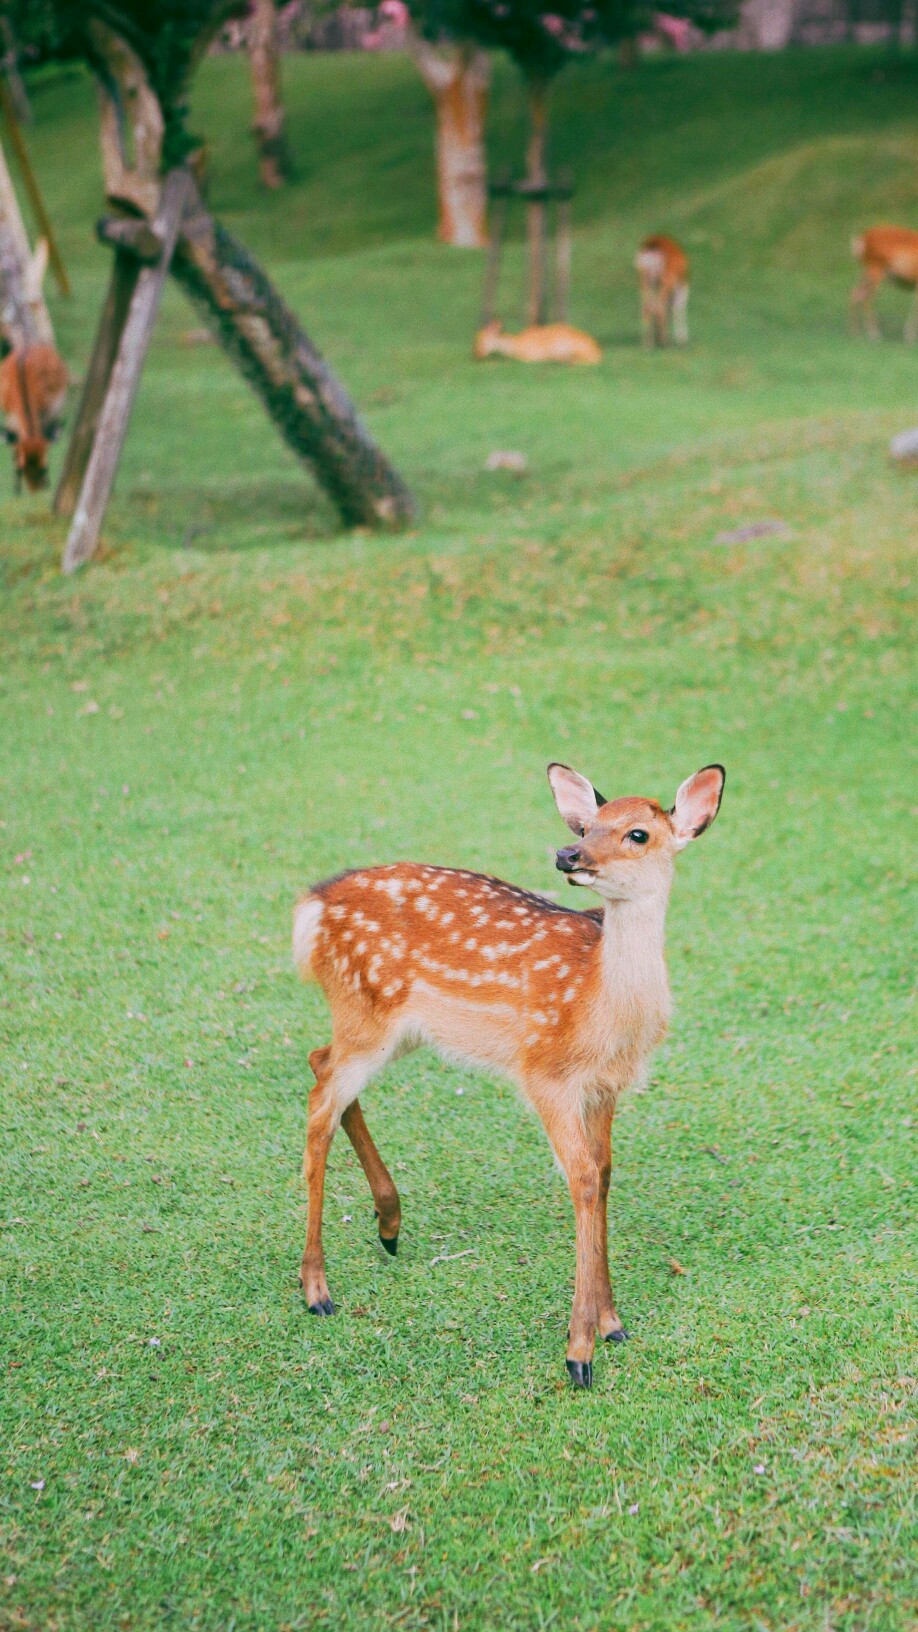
[293, 759, 725, 1387]
[0, 342, 68, 492]
[635, 235, 690, 347]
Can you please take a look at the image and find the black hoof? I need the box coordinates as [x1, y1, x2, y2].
[605, 1327, 630, 1343]
[379, 1233, 398, 1256]
[566, 1359, 593, 1389]
[308, 1298, 335, 1316]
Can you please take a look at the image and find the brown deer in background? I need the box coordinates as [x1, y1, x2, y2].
[0, 341, 68, 491]
[635, 235, 690, 347]
[850, 225, 918, 340]
[293, 760, 725, 1387]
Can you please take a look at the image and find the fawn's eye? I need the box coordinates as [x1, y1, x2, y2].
[627, 829, 649, 846]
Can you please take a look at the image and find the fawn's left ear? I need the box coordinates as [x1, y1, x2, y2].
[671, 765, 725, 847]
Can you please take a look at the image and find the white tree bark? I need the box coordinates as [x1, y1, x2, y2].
[739, 0, 797, 50]
[0, 135, 53, 346]
[409, 37, 489, 249]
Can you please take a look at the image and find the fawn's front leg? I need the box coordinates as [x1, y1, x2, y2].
[542, 1101, 605, 1388]
[585, 1102, 628, 1346]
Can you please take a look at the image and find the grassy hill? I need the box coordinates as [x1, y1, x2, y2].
[0, 47, 915, 1632]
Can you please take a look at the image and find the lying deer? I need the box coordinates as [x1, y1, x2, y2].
[474, 320, 602, 364]
[850, 225, 918, 340]
[0, 342, 68, 492]
[635, 235, 690, 347]
[293, 760, 725, 1387]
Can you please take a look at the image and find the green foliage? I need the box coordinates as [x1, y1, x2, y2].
[2, 45, 917, 1632]
[21, 0, 248, 160]
[416, 0, 736, 78]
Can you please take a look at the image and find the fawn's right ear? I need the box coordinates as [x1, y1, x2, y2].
[547, 763, 608, 835]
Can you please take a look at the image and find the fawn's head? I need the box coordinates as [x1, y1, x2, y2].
[549, 762, 724, 904]
[473, 321, 503, 359]
[8, 431, 50, 492]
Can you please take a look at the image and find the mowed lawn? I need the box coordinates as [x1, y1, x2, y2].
[1, 45, 916, 1632]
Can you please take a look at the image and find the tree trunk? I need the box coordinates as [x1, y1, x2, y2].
[248, 0, 291, 188]
[0, 134, 54, 346]
[410, 38, 489, 249]
[525, 76, 549, 326]
[171, 184, 415, 528]
[0, 79, 70, 296]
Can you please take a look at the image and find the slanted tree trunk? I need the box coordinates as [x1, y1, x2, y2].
[171, 185, 415, 528]
[409, 37, 489, 248]
[248, 0, 291, 188]
[524, 75, 549, 325]
[0, 135, 54, 345]
[58, 15, 413, 560]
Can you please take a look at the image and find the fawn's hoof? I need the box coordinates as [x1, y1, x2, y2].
[379, 1233, 398, 1256]
[605, 1327, 630, 1343]
[308, 1298, 335, 1317]
[566, 1359, 593, 1389]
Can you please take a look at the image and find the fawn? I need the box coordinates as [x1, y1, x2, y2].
[635, 235, 690, 347]
[474, 320, 602, 364]
[0, 342, 68, 492]
[293, 760, 725, 1387]
[850, 225, 918, 340]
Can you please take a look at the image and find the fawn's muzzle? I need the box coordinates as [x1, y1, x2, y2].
[555, 846, 582, 874]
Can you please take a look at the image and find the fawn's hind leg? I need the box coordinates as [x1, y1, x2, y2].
[301, 1044, 377, 1314]
[342, 1098, 401, 1253]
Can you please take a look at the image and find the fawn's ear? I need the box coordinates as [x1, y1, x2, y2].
[547, 763, 608, 835]
[671, 765, 725, 847]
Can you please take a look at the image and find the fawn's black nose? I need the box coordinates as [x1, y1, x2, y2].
[556, 846, 581, 873]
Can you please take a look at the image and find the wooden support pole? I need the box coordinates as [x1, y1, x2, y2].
[555, 178, 572, 323]
[0, 79, 70, 297]
[481, 171, 510, 325]
[62, 168, 191, 573]
[53, 249, 139, 518]
[96, 214, 164, 263]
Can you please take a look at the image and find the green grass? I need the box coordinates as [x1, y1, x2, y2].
[1, 44, 916, 1632]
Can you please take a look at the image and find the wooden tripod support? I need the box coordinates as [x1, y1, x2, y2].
[481, 171, 574, 328]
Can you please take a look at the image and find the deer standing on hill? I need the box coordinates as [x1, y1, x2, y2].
[293, 760, 725, 1387]
[474, 320, 602, 364]
[635, 235, 690, 347]
[850, 225, 918, 341]
[0, 341, 68, 491]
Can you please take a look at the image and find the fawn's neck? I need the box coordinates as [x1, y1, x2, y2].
[598, 891, 670, 1022]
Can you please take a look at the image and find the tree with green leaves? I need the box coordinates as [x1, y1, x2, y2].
[416, 0, 734, 318]
[15, 0, 414, 567]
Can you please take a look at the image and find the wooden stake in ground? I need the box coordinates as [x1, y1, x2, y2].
[62, 168, 192, 573]
[53, 248, 140, 518]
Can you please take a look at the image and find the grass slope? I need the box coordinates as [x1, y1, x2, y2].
[1, 46, 915, 1632]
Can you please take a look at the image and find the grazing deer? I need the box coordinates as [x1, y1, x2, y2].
[635, 235, 690, 347]
[0, 342, 68, 492]
[293, 760, 725, 1388]
[474, 320, 602, 364]
[850, 225, 918, 341]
